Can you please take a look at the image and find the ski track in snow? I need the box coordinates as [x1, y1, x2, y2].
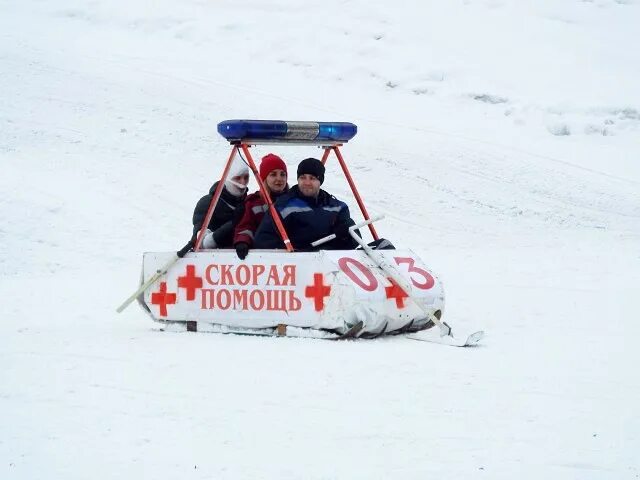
[1, 1, 639, 479]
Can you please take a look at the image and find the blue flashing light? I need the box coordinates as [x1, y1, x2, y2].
[218, 120, 287, 140]
[217, 120, 357, 144]
[318, 122, 357, 141]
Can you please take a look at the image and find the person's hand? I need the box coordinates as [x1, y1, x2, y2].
[332, 223, 351, 240]
[235, 242, 249, 260]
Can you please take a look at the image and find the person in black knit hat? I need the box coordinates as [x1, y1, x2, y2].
[254, 157, 355, 250]
[255, 156, 399, 253]
[296, 157, 325, 186]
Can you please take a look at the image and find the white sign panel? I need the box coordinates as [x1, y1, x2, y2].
[141, 249, 444, 333]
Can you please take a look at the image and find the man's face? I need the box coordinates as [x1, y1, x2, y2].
[265, 169, 287, 194]
[298, 174, 321, 198]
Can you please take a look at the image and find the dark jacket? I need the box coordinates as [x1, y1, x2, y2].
[254, 185, 358, 251]
[192, 181, 246, 247]
[233, 187, 289, 248]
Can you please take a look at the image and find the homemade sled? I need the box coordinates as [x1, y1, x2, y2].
[121, 119, 480, 344]
[137, 247, 445, 338]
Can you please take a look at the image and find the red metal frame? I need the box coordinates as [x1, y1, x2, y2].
[196, 141, 377, 253]
[321, 146, 379, 241]
[195, 144, 294, 253]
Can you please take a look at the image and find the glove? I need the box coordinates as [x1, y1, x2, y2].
[235, 242, 249, 260]
[202, 229, 217, 249]
[332, 222, 351, 240]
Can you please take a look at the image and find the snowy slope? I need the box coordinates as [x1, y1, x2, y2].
[1, 0, 639, 478]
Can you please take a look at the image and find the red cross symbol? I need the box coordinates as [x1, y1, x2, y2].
[385, 277, 409, 309]
[177, 264, 203, 301]
[151, 281, 177, 317]
[304, 273, 331, 311]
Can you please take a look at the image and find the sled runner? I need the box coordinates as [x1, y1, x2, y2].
[118, 120, 483, 345]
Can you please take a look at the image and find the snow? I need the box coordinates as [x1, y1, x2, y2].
[1, 0, 639, 478]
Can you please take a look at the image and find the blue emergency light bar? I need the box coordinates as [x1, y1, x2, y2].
[217, 120, 357, 145]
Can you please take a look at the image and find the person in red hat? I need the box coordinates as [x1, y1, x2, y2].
[233, 153, 289, 259]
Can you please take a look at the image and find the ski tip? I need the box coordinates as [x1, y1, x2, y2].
[404, 329, 485, 347]
[464, 330, 485, 346]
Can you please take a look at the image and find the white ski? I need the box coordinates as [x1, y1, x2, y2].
[160, 320, 483, 346]
[405, 329, 485, 347]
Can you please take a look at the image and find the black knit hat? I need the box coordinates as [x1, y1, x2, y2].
[297, 157, 325, 185]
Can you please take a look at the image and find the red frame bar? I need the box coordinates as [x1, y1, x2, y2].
[196, 142, 376, 253]
[195, 144, 294, 253]
[322, 146, 379, 241]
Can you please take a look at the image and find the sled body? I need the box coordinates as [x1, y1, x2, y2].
[138, 249, 444, 336]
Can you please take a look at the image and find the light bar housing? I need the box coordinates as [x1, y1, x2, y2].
[217, 120, 357, 145]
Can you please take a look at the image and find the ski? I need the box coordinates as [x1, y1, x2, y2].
[405, 329, 484, 347]
[162, 319, 480, 345]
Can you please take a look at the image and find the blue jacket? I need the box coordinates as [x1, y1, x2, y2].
[254, 186, 359, 251]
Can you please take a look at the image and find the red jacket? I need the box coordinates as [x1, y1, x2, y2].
[233, 187, 288, 247]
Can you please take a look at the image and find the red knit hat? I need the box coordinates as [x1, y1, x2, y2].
[259, 154, 287, 181]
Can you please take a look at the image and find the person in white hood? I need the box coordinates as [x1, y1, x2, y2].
[191, 159, 249, 249]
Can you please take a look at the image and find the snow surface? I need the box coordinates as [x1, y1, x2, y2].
[2, 0, 639, 478]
